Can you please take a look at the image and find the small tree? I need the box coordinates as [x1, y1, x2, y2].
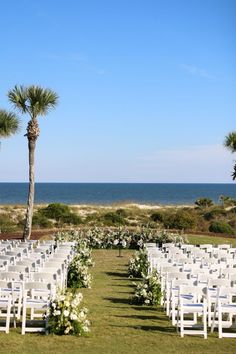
[195, 198, 214, 208]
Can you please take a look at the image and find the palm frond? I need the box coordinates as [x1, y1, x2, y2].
[26, 85, 59, 118]
[8, 85, 28, 114]
[232, 163, 236, 181]
[0, 109, 20, 137]
[224, 131, 236, 153]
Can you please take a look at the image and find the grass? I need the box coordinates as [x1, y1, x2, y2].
[186, 234, 236, 247]
[0, 248, 236, 354]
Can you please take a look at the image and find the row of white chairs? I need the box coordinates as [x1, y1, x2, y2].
[146, 242, 236, 339]
[0, 240, 75, 334]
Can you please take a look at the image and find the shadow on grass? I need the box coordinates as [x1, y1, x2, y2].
[131, 306, 159, 312]
[111, 284, 136, 288]
[104, 297, 131, 305]
[114, 314, 166, 321]
[110, 324, 175, 333]
[105, 271, 128, 278]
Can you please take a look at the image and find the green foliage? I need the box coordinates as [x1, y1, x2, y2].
[0, 109, 20, 137]
[219, 195, 236, 207]
[150, 211, 164, 222]
[101, 212, 126, 225]
[0, 213, 16, 232]
[163, 210, 196, 230]
[41, 203, 71, 219]
[116, 208, 128, 218]
[40, 203, 82, 225]
[224, 131, 236, 153]
[203, 207, 227, 221]
[32, 212, 53, 228]
[195, 198, 214, 208]
[209, 221, 235, 235]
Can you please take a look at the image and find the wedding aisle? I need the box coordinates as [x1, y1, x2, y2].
[0, 249, 235, 354]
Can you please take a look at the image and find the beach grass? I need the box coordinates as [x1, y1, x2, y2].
[0, 249, 235, 354]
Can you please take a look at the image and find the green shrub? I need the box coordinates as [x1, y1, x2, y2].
[40, 203, 71, 220]
[163, 210, 196, 230]
[102, 212, 126, 226]
[116, 209, 128, 218]
[209, 221, 234, 235]
[204, 208, 227, 221]
[60, 213, 82, 225]
[32, 213, 53, 228]
[195, 198, 214, 208]
[40, 203, 82, 225]
[0, 214, 16, 232]
[150, 211, 164, 223]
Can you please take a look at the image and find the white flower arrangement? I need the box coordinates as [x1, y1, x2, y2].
[128, 249, 149, 278]
[48, 289, 90, 335]
[67, 257, 92, 289]
[132, 271, 162, 306]
[54, 227, 188, 250]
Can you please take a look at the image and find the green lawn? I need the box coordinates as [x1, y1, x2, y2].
[0, 249, 235, 354]
[186, 233, 236, 247]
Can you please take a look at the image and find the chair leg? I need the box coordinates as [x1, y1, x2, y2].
[218, 304, 222, 339]
[203, 304, 207, 339]
[21, 303, 26, 335]
[180, 309, 184, 338]
[6, 301, 11, 334]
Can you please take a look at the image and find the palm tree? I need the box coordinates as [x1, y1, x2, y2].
[224, 131, 236, 180]
[0, 109, 19, 139]
[8, 85, 58, 240]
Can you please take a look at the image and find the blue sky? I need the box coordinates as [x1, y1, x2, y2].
[0, 0, 235, 182]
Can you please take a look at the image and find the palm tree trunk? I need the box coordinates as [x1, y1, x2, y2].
[23, 138, 36, 240]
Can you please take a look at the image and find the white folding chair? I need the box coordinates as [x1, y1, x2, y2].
[177, 285, 207, 339]
[21, 282, 53, 335]
[0, 280, 14, 333]
[211, 286, 236, 338]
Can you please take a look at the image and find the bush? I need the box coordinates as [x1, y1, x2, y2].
[32, 212, 53, 228]
[0, 214, 16, 232]
[40, 203, 82, 225]
[195, 198, 214, 208]
[60, 213, 82, 225]
[150, 211, 164, 223]
[163, 210, 196, 230]
[204, 208, 227, 221]
[40, 203, 71, 220]
[209, 221, 234, 235]
[102, 212, 126, 226]
[116, 208, 128, 218]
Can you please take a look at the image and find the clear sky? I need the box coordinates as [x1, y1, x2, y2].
[0, 0, 235, 183]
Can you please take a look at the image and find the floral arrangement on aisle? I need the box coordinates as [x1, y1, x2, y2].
[67, 257, 92, 289]
[128, 249, 149, 278]
[63, 239, 94, 289]
[132, 271, 162, 306]
[73, 241, 94, 267]
[48, 289, 90, 335]
[54, 227, 187, 249]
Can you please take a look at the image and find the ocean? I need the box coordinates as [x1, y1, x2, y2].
[0, 183, 235, 205]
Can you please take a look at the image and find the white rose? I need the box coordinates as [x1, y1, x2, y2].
[63, 310, 70, 317]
